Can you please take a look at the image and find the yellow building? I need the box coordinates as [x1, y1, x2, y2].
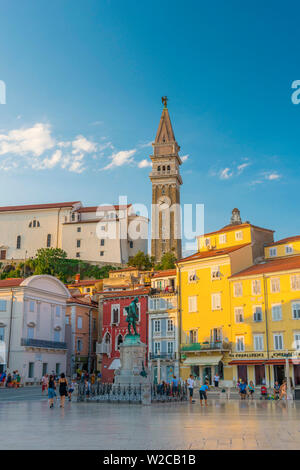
[265, 235, 300, 259]
[178, 209, 274, 386]
[229, 250, 300, 388]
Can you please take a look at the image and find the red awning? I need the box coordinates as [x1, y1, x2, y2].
[267, 359, 300, 365]
[228, 360, 266, 365]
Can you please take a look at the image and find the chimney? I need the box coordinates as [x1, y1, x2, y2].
[75, 273, 80, 283]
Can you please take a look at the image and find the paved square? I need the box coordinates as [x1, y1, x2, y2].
[0, 394, 300, 449]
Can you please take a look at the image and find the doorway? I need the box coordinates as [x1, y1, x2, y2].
[294, 365, 300, 386]
[203, 366, 212, 384]
[237, 364, 248, 383]
[274, 365, 285, 385]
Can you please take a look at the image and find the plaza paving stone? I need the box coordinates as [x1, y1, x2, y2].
[0, 397, 300, 450]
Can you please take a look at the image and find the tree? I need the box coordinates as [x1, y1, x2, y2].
[33, 248, 68, 279]
[155, 252, 177, 271]
[128, 251, 155, 270]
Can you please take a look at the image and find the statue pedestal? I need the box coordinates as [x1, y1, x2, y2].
[114, 334, 151, 405]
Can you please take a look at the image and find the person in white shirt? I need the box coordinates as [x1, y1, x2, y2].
[187, 374, 195, 403]
[214, 374, 220, 388]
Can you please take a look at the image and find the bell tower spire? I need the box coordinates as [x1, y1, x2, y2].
[149, 98, 182, 261]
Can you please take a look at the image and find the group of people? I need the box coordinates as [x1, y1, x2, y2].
[156, 376, 181, 396]
[42, 373, 76, 408]
[0, 370, 21, 388]
[237, 378, 288, 400]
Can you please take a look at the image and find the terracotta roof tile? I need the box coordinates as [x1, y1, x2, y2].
[101, 287, 150, 299]
[76, 204, 131, 213]
[0, 202, 80, 212]
[67, 279, 103, 287]
[152, 269, 176, 278]
[266, 235, 300, 247]
[0, 278, 24, 287]
[177, 243, 251, 263]
[230, 255, 300, 278]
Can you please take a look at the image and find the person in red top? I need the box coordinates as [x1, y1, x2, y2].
[260, 384, 268, 399]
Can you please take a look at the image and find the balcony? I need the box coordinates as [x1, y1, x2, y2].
[181, 341, 231, 352]
[149, 352, 177, 360]
[21, 338, 67, 350]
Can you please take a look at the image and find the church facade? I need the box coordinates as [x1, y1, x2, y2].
[149, 99, 183, 261]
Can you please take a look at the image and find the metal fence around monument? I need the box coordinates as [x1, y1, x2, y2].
[77, 382, 142, 404]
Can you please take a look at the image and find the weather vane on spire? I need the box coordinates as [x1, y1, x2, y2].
[161, 96, 168, 108]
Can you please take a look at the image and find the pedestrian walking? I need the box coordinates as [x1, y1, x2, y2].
[172, 376, 178, 397]
[48, 375, 56, 409]
[199, 381, 209, 406]
[68, 380, 76, 402]
[58, 373, 68, 408]
[187, 375, 195, 403]
[214, 373, 220, 388]
[279, 380, 287, 400]
[248, 381, 255, 399]
[42, 373, 48, 394]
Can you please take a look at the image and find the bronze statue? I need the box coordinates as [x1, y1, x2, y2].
[161, 96, 168, 108]
[125, 297, 139, 336]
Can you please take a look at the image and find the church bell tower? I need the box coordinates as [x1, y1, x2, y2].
[149, 97, 182, 261]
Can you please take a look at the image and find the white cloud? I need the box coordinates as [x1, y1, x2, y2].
[237, 162, 250, 173]
[37, 149, 62, 169]
[265, 172, 281, 181]
[220, 167, 233, 179]
[0, 123, 55, 157]
[72, 135, 97, 154]
[102, 149, 137, 170]
[181, 154, 189, 162]
[138, 159, 152, 168]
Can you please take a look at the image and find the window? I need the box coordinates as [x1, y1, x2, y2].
[33, 220, 36, 228]
[270, 278, 280, 293]
[93, 319, 96, 330]
[219, 234, 227, 244]
[211, 266, 221, 280]
[154, 320, 161, 333]
[77, 227, 81, 232]
[77, 339, 82, 352]
[274, 333, 283, 350]
[76, 253, 80, 258]
[77, 317, 83, 329]
[188, 271, 197, 282]
[0, 300, 7, 312]
[55, 306, 60, 317]
[111, 305, 120, 324]
[269, 247, 277, 257]
[16, 235, 21, 249]
[235, 231, 243, 241]
[42, 363, 48, 376]
[236, 336, 245, 352]
[154, 342, 161, 354]
[291, 275, 300, 291]
[211, 293, 221, 310]
[28, 363, 34, 379]
[285, 245, 293, 254]
[54, 330, 60, 342]
[254, 334, 264, 351]
[189, 329, 198, 344]
[71, 213, 75, 221]
[29, 301, 35, 312]
[27, 327, 34, 339]
[76, 240, 81, 248]
[294, 333, 300, 350]
[252, 280, 261, 295]
[253, 306, 263, 322]
[205, 237, 210, 247]
[233, 282, 243, 297]
[292, 302, 300, 320]
[46, 234, 51, 248]
[0, 250, 6, 260]
[100, 251, 104, 256]
[0, 327, 5, 341]
[234, 307, 244, 323]
[167, 319, 174, 332]
[129, 241, 133, 249]
[272, 304, 282, 321]
[56, 363, 60, 375]
[100, 239, 105, 246]
[65, 316, 70, 325]
[188, 296, 197, 313]
[116, 334, 123, 350]
[167, 342, 174, 354]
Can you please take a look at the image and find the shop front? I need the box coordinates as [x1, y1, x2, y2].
[182, 355, 223, 386]
[228, 360, 267, 386]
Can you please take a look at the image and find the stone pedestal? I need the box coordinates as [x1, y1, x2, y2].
[114, 334, 151, 405]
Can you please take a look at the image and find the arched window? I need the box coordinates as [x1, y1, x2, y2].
[157, 166, 161, 172]
[29, 222, 32, 228]
[162, 166, 166, 172]
[16, 235, 21, 249]
[116, 334, 123, 350]
[167, 165, 170, 172]
[47, 234, 51, 248]
[33, 220, 36, 228]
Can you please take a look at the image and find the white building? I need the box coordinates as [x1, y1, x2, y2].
[0, 275, 70, 382]
[0, 201, 148, 266]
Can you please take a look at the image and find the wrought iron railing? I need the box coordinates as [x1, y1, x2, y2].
[181, 341, 230, 352]
[21, 338, 67, 350]
[77, 382, 142, 403]
[149, 352, 177, 360]
[151, 382, 187, 402]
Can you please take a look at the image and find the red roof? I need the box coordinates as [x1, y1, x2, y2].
[0, 202, 80, 212]
[110, 267, 138, 273]
[67, 279, 103, 287]
[266, 235, 300, 247]
[67, 295, 98, 307]
[0, 278, 24, 287]
[152, 269, 176, 278]
[76, 204, 131, 213]
[230, 255, 300, 279]
[201, 223, 274, 238]
[177, 243, 251, 263]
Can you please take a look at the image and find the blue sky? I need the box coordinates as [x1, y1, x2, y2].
[0, 0, 300, 245]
